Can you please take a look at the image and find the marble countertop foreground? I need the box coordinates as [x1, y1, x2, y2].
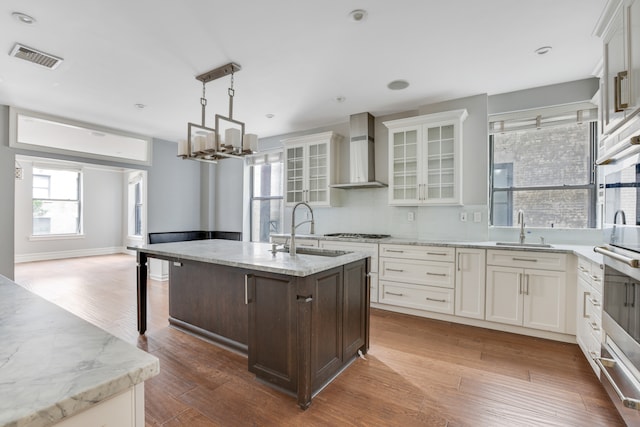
[0, 275, 159, 427]
[128, 240, 370, 277]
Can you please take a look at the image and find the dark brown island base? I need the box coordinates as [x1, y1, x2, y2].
[130, 240, 370, 409]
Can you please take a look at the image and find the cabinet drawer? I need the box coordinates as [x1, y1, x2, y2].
[380, 244, 455, 262]
[370, 273, 379, 304]
[487, 249, 567, 271]
[380, 258, 454, 288]
[379, 281, 454, 314]
[577, 256, 604, 294]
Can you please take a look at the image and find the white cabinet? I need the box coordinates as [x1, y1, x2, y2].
[282, 131, 342, 207]
[576, 256, 604, 376]
[455, 248, 486, 320]
[54, 384, 144, 427]
[485, 250, 568, 333]
[379, 244, 455, 314]
[596, 0, 640, 135]
[383, 109, 468, 206]
[319, 240, 379, 303]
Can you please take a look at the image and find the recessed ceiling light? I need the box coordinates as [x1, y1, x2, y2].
[134, 103, 146, 109]
[12, 12, 36, 25]
[265, 113, 275, 119]
[348, 9, 367, 23]
[535, 46, 552, 55]
[334, 96, 346, 103]
[387, 80, 410, 90]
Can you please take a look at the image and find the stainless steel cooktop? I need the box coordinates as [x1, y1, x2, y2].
[323, 233, 391, 239]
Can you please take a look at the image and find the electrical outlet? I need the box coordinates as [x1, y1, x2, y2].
[408, 212, 415, 222]
[473, 212, 481, 222]
[460, 212, 467, 222]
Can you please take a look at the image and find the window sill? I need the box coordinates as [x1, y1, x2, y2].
[29, 234, 85, 241]
[127, 235, 144, 241]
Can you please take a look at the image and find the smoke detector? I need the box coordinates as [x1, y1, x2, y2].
[9, 43, 64, 69]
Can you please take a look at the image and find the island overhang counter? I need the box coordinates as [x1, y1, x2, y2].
[128, 239, 371, 409]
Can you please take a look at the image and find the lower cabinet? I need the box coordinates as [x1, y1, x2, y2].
[576, 256, 604, 375]
[246, 259, 368, 407]
[486, 265, 567, 333]
[454, 248, 486, 320]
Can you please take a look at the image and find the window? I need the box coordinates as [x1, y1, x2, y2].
[128, 174, 144, 237]
[490, 119, 597, 229]
[249, 152, 283, 242]
[32, 166, 82, 235]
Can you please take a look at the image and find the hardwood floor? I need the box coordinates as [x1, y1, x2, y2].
[14, 254, 624, 426]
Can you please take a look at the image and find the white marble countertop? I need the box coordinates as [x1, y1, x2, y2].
[270, 234, 604, 265]
[128, 240, 370, 277]
[0, 275, 159, 427]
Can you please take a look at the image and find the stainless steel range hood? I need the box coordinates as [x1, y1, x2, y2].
[331, 112, 387, 189]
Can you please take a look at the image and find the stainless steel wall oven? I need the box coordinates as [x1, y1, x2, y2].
[597, 151, 640, 425]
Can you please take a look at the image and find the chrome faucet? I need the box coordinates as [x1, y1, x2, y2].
[290, 202, 315, 257]
[517, 209, 525, 244]
[613, 209, 627, 225]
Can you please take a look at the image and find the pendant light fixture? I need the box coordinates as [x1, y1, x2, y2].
[178, 62, 258, 162]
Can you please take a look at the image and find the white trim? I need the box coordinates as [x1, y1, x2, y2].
[29, 234, 85, 241]
[14, 246, 126, 263]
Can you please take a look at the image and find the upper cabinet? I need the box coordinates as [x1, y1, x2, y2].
[383, 109, 468, 206]
[282, 131, 342, 207]
[595, 0, 640, 136]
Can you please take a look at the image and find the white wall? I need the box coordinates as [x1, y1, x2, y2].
[214, 157, 244, 233]
[14, 159, 125, 262]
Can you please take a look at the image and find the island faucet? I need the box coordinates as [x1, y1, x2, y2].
[517, 209, 525, 244]
[290, 202, 315, 256]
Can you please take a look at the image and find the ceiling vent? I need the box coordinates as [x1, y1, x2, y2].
[9, 43, 63, 69]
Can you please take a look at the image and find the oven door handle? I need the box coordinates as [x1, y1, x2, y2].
[594, 246, 640, 268]
[596, 357, 640, 410]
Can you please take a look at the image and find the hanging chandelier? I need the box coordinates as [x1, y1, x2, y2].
[178, 62, 258, 161]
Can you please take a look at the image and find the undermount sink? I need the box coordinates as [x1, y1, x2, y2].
[275, 247, 350, 257]
[495, 242, 553, 249]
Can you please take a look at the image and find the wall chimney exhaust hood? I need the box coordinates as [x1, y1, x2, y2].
[331, 112, 387, 189]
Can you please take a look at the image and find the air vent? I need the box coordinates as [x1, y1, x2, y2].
[9, 43, 63, 69]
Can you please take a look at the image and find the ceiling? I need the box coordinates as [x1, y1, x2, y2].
[0, 0, 607, 143]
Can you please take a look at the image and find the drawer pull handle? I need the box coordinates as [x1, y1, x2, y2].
[426, 272, 447, 277]
[512, 257, 537, 262]
[427, 252, 448, 256]
[385, 291, 404, 297]
[386, 268, 404, 272]
[426, 297, 447, 303]
[588, 296, 601, 307]
[590, 275, 601, 282]
[595, 356, 640, 410]
[386, 249, 404, 253]
[579, 266, 588, 272]
[590, 322, 600, 332]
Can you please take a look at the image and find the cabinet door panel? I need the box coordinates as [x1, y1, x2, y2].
[523, 269, 566, 333]
[247, 273, 297, 392]
[485, 266, 523, 326]
[454, 249, 486, 320]
[603, 3, 628, 132]
[342, 260, 367, 358]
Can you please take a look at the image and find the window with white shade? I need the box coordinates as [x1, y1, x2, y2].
[32, 166, 82, 235]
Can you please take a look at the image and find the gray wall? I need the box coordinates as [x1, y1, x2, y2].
[0, 106, 15, 279]
[14, 161, 124, 259]
[147, 138, 202, 233]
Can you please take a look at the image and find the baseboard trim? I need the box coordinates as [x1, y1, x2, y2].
[15, 247, 127, 263]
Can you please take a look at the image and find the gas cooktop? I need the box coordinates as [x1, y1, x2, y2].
[323, 233, 391, 239]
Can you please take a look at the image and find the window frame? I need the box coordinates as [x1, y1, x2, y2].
[248, 153, 284, 243]
[31, 165, 83, 237]
[489, 121, 598, 229]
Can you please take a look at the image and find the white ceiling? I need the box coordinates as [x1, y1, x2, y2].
[0, 0, 607, 143]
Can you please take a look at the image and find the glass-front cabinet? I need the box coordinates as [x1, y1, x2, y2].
[282, 131, 342, 207]
[384, 109, 468, 206]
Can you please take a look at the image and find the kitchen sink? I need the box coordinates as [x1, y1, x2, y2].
[274, 247, 350, 257]
[495, 242, 553, 249]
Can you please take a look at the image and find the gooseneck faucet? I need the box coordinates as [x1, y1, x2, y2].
[290, 202, 315, 257]
[517, 209, 526, 244]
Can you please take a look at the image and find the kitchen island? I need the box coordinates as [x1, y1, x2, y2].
[0, 274, 159, 427]
[129, 239, 370, 409]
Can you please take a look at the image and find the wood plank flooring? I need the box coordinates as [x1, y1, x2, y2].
[14, 254, 624, 426]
